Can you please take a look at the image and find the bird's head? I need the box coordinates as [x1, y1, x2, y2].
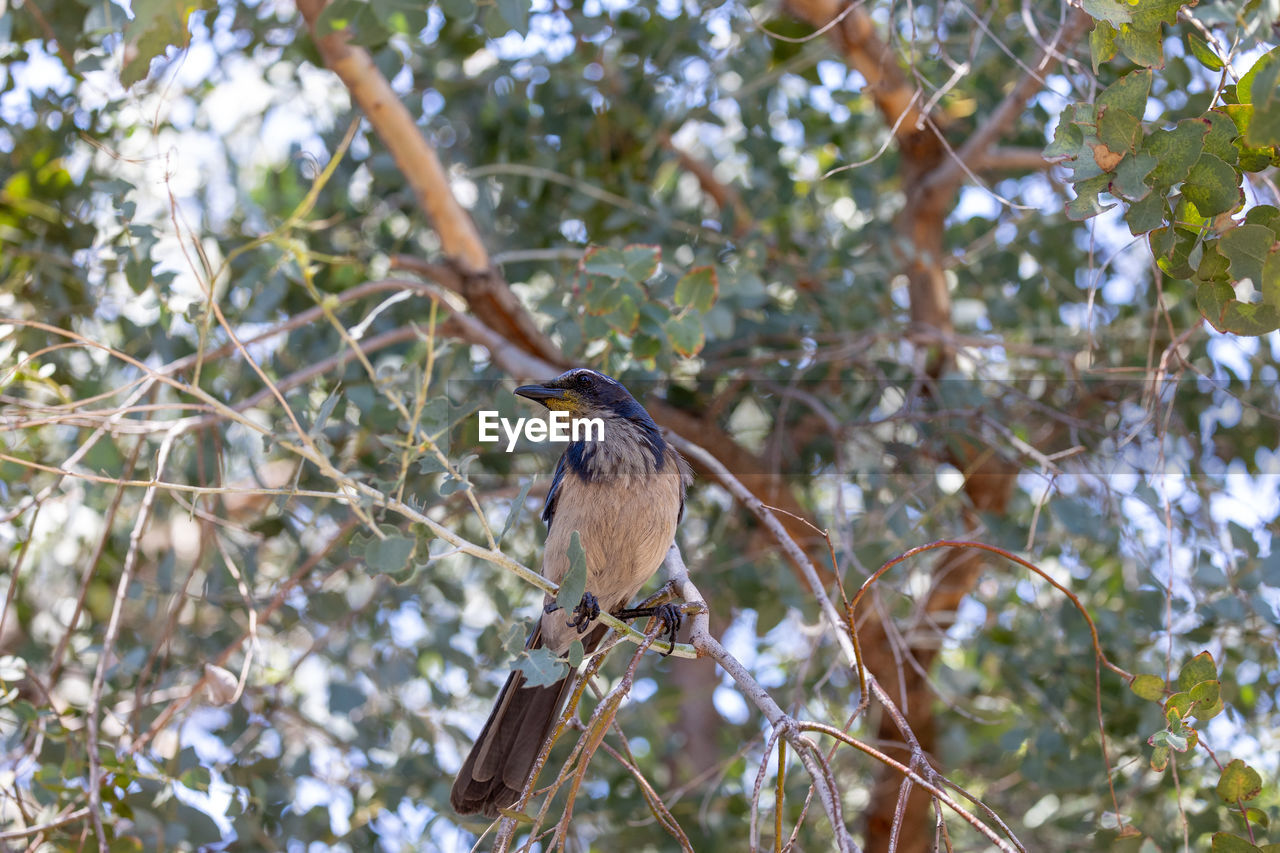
[514, 368, 651, 423]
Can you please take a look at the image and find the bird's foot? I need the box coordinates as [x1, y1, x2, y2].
[546, 592, 600, 634]
[613, 602, 683, 656]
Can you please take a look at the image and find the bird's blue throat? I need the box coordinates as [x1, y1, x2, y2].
[563, 413, 666, 482]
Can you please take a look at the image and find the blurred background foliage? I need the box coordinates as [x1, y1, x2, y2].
[1, 0, 1279, 850]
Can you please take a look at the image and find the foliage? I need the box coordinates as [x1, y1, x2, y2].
[1, 0, 1278, 850]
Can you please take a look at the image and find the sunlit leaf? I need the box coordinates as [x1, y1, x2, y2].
[557, 530, 588, 613]
[516, 647, 568, 688]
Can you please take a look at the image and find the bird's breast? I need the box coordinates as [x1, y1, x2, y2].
[539, 462, 683, 653]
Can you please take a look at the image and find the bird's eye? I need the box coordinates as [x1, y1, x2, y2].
[575, 373, 594, 389]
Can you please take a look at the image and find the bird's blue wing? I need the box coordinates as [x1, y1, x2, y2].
[542, 452, 568, 527]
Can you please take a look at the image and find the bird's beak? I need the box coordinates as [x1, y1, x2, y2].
[514, 383, 568, 407]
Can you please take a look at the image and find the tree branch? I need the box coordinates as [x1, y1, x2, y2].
[922, 7, 1091, 196]
[294, 0, 489, 272]
[972, 146, 1057, 174]
[783, 0, 938, 164]
[665, 546, 860, 853]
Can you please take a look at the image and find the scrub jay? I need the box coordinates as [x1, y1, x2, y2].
[450, 367, 691, 818]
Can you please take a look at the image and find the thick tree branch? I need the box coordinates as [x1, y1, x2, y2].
[294, 0, 488, 271]
[972, 146, 1056, 174]
[784, 0, 939, 167]
[295, 0, 564, 365]
[778, 3, 1062, 849]
[922, 7, 1091, 196]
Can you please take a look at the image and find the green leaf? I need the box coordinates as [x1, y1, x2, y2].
[1262, 238, 1280, 308]
[1152, 226, 1198, 279]
[1150, 744, 1170, 771]
[557, 531, 588, 613]
[1110, 152, 1156, 199]
[417, 454, 447, 474]
[665, 313, 706, 357]
[582, 244, 661, 284]
[1185, 30, 1224, 70]
[501, 620, 530, 658]
[1243, 57, 1280, 148]
[1219, 224, 1275, 288]
[516, 647, 568, 688]
[120, 0, 216, 87]
[1239, 46, 1280, 106]
[498, 478, 535, 546]
[1114, 22, 1165, 68]
[1098, 70, 1152, 117]
[674, 266, 719, 313]
[1164, 726, 1191, 751]
[1164, 690, 1193, 718]
[1177, 650, 1217, 691]
[438, 453, 477, 497]
[1044, 108, 1086, 160]
[1098, 107, 1143, 156]
[1108, 0, 1185, 68]
[1125, 192, 1166, 234]
[1217, 759, 1264, 802]
[632, 331, 663, 360]
[1182, 153, 1240, 217]
[354, 524, 416, 581]
[607, 294, 640, 334]
[419, 395, 451, 438]
[1198, 280, 1280, 335]
[1090, 21, 1118, 72]
[1067, 173, 1114, 220]
[1190, 679, 1223, 720]
[1245, 204, 1280, 238]
[1203, 111, 1241, 165]
[1142, 119, 1208, 190]
[1224, 104, 1280, 172]
[1130, 674, 1165, 701]
[566, 640, 584, 668]
[1195, 241, 1230, 283]
[1082, 0, 1133, 26]
[1212, 834, 1262, 853]
[495, 0, 528, 35]
[582, 280, 625, 315]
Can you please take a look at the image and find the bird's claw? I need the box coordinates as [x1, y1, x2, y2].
[651, 603, 682, 656]
[613, 602, 683, 656]
[557, 592, 599, 633]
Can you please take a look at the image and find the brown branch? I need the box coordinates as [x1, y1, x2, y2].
[779, 4, 1079, 848]
[665, 547, 859, 853]
[294, 1, 564, 365]
[294, 0, 488, 271]
[972, 146, 1057, 174]
[656, 131, 753, 234]
[784, 0, 940, 166]
[21, 0, 79, 76]
[0, 807, 92, 842]
[923, 7, 1091, 196]
[921, 7, 1090, 195]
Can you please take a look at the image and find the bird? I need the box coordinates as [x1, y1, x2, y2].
[450, 367, 692, 818]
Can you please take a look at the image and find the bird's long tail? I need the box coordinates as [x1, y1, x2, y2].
[449, 667, 575, 817]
